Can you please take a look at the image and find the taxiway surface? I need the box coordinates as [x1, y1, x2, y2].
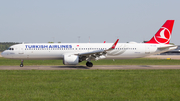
[1, 65, 180, 70]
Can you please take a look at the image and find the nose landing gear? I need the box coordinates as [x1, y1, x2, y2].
[20, 60, 24, 67]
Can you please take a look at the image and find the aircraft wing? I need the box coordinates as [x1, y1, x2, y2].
[77, 50, 104, 56]
[75, 39, 119, 61]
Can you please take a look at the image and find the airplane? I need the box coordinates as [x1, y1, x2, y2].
[1, 20, 177, 67]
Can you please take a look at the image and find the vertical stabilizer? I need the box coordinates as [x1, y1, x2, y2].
[146, 20, 174, 44]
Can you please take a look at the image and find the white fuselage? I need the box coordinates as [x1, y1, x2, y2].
[1, 43, 177, 60]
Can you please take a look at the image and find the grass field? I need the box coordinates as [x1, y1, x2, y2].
[1, 57, 180, 66]
[0, 70, 180, 100]
[1, 57, 180, 100]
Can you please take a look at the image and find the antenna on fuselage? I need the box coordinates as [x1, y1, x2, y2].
[78, 36, 80, 43]
[89, 36, 90, 43]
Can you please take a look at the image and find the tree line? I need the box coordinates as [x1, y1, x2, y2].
[0, 42, 20, 52]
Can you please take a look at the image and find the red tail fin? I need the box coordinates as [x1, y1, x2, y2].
[146, 20, 174, 44]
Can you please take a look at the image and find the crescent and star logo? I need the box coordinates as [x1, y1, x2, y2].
[154, 27, 171, 44]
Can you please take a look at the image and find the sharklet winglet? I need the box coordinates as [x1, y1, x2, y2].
[111, 39, 119, 49]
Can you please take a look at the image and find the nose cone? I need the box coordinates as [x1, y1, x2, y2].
[1, 51, 8, 58]
[1, 51, 5, 57]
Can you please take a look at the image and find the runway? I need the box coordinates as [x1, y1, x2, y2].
[1, 54, 180, 70]
[1, 65, 180, 70]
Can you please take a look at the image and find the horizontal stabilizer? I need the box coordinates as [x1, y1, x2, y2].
[158, 45, 177, 49]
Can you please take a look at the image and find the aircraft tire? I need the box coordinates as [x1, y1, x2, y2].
[20, 64, 23, 67]
[86, 62, 93, 67]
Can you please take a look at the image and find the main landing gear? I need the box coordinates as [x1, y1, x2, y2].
[86, 61, 93, 67]
[20, 60, 24, 67]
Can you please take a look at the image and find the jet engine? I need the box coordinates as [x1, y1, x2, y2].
[63, 54, 79, 65]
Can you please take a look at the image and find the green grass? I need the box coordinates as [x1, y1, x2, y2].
[1, 57, 180, 66]
[0, 70, 180, 100]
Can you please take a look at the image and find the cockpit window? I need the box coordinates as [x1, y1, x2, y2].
[7, 48, 14, 50]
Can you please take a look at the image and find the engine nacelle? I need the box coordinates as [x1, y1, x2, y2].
[63, 54, 79, 65]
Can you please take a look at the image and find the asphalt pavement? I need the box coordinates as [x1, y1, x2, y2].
[1, 65, 180, 70]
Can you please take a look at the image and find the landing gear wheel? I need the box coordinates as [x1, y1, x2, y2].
[20, 60, 24, 67]
[20, 64, 23, 67]
[86, 62, 93, 67]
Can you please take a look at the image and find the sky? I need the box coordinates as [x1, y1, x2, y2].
[1, 0, 180, 44]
